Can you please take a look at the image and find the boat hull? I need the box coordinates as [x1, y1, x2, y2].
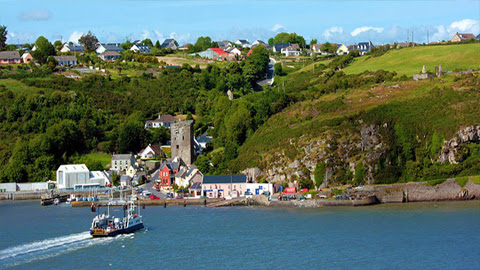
[90, 223, 144, 237]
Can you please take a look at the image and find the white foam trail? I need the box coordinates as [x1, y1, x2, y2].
[0, 232, 128, 268]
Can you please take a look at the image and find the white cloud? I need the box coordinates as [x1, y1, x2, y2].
[68, 31, 84, 43]
[18, 9, 52, 21]
[450, 19, 479, 32]
[8, 32, 15, 38]
[351, 26, 384, 37]
[271, 24, 286, 32]
[323, 26, 343, 39]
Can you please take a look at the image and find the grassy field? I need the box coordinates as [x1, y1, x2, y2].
[82, 153, 112, 168]
[343, 43, 480, 76]
[0, 78, 48, 94]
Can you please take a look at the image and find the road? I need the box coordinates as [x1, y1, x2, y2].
[141, 169, 167, 199]
[257, 58, 276, 87]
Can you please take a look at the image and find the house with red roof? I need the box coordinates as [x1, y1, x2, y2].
[137, 144, 165, 159]
[451, 32, 477, 42]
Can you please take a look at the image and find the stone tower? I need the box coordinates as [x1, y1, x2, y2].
[171, 120, 195, 165]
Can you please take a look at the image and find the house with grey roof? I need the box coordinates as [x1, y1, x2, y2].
[0, 51, 21, 65]
[53, 56, 78, 66]
[60, 43, 84, 53]
[96, 43, 123, 54]
[235, 39, 251, 48]
[99, 51, 121, 61]
[273, 43, 290, 53]
[161, 39, 177, 50]
[111, 154, 136, 172]
[202, 174, 248, 198]
[130, 44, 151, 53]
[357, 41, 373, 55]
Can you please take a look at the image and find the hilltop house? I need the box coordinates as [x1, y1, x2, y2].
[145, 114, 177, 129]
[357, 41, 373, 55]
[281, 44, 300, 56]
[130, 44, 151, 53]
[191, 48, 229, 60]
[53, 56, 78, 66]
[95, 43, 123, 54]
[0, 51, 21, 65]
[451, 32, 477, 42]
[60, 43, 84, 53]
[99, 51, 121, 61]
[336, 44, 349, 55]
[216, 41, 233, 50]
[161, 39, 177, 50]
[235, 39, 251, 48]
[111, 153, 136, 172]
[137, 144, 165, 159]
[21, 52, 33, 64]
[226, 47, 242, 56]
[273, 43, 290, 53]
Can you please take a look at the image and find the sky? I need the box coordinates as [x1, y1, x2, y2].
[1, 0, 479, 45]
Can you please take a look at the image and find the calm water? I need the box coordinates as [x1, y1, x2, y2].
[1, 201, 479, 270]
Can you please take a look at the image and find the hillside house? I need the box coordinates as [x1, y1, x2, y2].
[53, 56, 78, 66]
[357, 41, 373, 55]
[226, 47, 242, 56]
[202, 175, 248, 198]
[216, 41, 233, 50]
[235, 39, 251, 48]
[281, 44, 300, 56]
[191, 48, 229, 60]
[145, 114, 177, 129]
[161, 39, 177, 50]
[311, 44, 325, 54]
[0, 51, 21, 65]
[137, 144, 165, 159]
[120, 175, 132, 187]
[336, 44, 349, 55]
[178, 44, 191, 51]
[99, 51, 121, 61]
[111, 154, 136, 172]
[273, 43, 290, 53]
[175, 166, 203, 188]
[451, 32, 477, 42]
[95, 43, 123, 54]
[60, 43, 84, 53]
[130, 44, 151, 53]
[21, 52, 33, 63]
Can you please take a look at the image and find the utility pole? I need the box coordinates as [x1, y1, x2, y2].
[427, 29, 429, 44]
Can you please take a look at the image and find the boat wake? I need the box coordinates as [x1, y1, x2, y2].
[0, 231, 123, 268]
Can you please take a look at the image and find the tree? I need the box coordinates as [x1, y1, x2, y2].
[118, 121, 150, 153]
[46, 56, 57, 71]
[141, 38, 154, 47]
[121, 40, 133, 51]
[112, 174, 120, 186]
[0, 25, 7, 51]
[32, 36, 55, 64]
[78, 31, 99, 52]
[314, 163, 326, 188]
[310, 39, 318, 47]
[274, 62, 283, 76]
[155, 40, 161, 49]
[54, 40, 63, 51]
[321, 42, 336, 54]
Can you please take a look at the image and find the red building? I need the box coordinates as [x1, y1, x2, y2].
[155, 158, 185, 189]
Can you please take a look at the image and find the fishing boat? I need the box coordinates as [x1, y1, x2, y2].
[90, 197, 144, 237]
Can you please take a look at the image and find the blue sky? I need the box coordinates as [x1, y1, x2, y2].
[1, 0, 479, 45]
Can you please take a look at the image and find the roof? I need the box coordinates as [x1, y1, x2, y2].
[99, 43, 123, 52]
[132, 44, 151, 53]
[210, 48, 229, 55]
[89, 171, 106, 179]
[100, 51, 121, 56]
[21, 52, 32, 59]
[112, 154, 133, 160]
[157, 114, 177, 123]
[0, 51, 20, 60]
[161, 39, 176, 48]
[189, 182, 202, 190]
[120, 175, 132, 182]
[454, 33, 476, 41]
[196, 136, 213, 143]
[53, 56, 77, 62]
[64, 43, 84, 52]
[57, 164, 89, 173]
[236, 39, 249, 44]
[202, 175, 247, 184]
[273, 43, 290, 51]
[477, 34, 480, 39]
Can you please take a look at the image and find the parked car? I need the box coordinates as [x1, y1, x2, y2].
[142, 190, 152, 197]
[150, 194, 160, 200]
[166, 193, 174, 199]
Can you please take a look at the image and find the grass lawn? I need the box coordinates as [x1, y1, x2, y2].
[343, 43, 480, 76]
[0, 78, 48, 94]
[82, 153, 112, 167]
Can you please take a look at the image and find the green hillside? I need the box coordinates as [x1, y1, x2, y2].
[343, 43, 480, 76]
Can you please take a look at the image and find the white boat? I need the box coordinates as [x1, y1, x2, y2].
[90, 196, 144, 237]
[53, 198, 59, 205]
[66, 194, 76, 204]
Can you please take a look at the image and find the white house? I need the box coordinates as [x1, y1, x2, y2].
[56, 164, 90, 189]
[111, 154, 136, 172]
[336, 44, 349, 55]
[89, 171, 110, 186]
[130, 44, 151, 53]
[137, 144, 165, 159]
[53, 56, 78, 66]
[145, 114, 177, 129]
[235, 39, 251, 48]
[95, 43, 123, 54]
[60, 43, 84, 53]
[281, 44, 301, 56]
[246, 183, 274, 195]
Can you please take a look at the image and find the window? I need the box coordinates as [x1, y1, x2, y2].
[176, 145, 179, 149]
[234, 185, 236, 189]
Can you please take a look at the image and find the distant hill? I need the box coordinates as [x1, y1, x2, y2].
[343, 43, 480, 76]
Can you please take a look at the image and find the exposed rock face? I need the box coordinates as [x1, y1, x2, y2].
[438, 126, 480, 164]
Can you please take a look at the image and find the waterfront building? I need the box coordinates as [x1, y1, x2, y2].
[246, 183, 274, 195]
[111, 153, 136, 172]
[202, 175, 247, 198]
[56, 164, 90, 189]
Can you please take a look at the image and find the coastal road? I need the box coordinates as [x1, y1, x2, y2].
[142, 169, 167, 199]
[257, 58, 276, 87]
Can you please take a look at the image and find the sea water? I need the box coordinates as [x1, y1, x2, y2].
[1, 201, 479, 269]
